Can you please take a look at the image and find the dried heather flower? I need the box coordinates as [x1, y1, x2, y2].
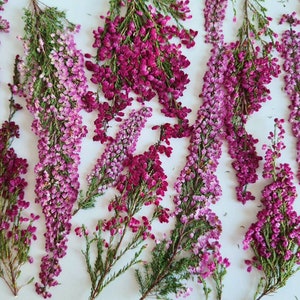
[243, 118, 300, 300]
[136, 43, 230, 300]
[76, 143, 169, 300]
[0, 72, 39, 296]
[19, 1, 88, 297]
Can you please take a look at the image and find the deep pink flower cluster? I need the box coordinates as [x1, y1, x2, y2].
[75, 107, 152, 212]
[223, 41, 280, 204]
[84, 6, 197, 142]
[279, 12, 300, 181]
[243, 119, 300, 297]
[0, 86, 39, 295]
[102, 143, 170, 240]
[20, 23, 88, 297]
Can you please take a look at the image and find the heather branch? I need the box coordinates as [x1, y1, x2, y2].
[243, 119, 300, 300]
[0, 62, 38, 296]
[77, 144, 170, 299]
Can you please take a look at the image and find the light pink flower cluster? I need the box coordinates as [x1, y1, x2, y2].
[243, 118, 300, 298]
[20, 22, 88, 297]
[279, 12, 300, 181]
[75, 107, 152, 213]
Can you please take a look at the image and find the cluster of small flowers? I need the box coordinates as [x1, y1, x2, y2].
[174, 45, 230, 282]
[223, 37, 280, 204]
[0, 87, 39, 295]
[0, 0, 9, 33]
[203, 0, 228, 44]
[279, 12, 300, 181]
[84, 5, 197, 142]
[106, 143, 170, 239]
[75, 107, 152, 212]
[243, 118, 300, 298]
[19, 13, 88, 296]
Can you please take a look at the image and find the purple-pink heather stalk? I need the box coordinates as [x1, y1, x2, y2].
[203, 0, 228, 44]
[19, 3, 88, 297]
[279, 12, 300, 181]
[174, 45, 230, 284]
[136, 23, 231, 297]
[74, 106, 152, 213]
[243, 118, 300, 299]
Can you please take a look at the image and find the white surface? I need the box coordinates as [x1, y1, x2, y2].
[0, 0, 300, 299]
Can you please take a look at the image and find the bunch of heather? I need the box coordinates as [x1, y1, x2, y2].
[223, 0, 280, 203]
[243, 118, 300, 300]
[84, 0, 197, 143]
[76, 142, 170, 300]
[0, 68, 39, 296]
[135, 42, 230, 300]
[74, 106, 152, 214]
[279, 12, 300, 181]
[18, 1, 88, 297]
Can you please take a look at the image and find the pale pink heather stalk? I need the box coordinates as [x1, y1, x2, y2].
[203, 0, 228, 44]
[279, 12, 300, 181]
[74, 106, 152, 213]
[20, 22, 88, 297]
[174, 45, 230, 281]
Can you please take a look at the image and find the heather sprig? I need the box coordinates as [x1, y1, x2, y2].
[243, 118, 300, 300]
[224, 0, 280, 203]
[76, 143, 170, 300]
[84, 0, 197, 143]
[74, 106, 152, 214]
[19, 1, 88, 297]
[136, 45, 230, 300]
[279, 12, 300, 181]
[0, 70, 39, 296]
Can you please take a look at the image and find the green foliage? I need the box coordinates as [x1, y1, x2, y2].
[135, 214, 215, 299]
[81, 222, 146, 300]
[135, 239, 194, 300]
[236, 0, 275, 51]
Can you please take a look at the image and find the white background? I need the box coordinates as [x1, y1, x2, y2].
[0, 0, 300, 299]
